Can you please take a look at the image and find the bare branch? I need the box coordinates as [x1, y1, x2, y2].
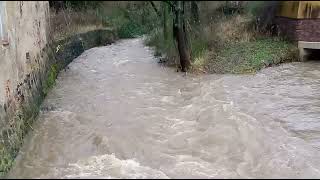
[163, 1, 176, 11]
[149, 1, 161, 17]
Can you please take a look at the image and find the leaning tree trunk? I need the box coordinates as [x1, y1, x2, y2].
[175, 1, 191, 72]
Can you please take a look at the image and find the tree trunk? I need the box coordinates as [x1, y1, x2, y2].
[175, 1, 191, 72]
[182, 1, 190, 51]
[161, 2, 169, 40]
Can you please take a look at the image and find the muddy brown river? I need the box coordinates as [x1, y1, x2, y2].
[7, 38, 320, 178]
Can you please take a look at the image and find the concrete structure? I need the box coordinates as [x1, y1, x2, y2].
[275, 1, 320, 61]
[0, 1, 50, 175]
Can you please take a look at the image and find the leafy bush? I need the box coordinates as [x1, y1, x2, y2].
[65, 1, 103, 11]
[117, 21, 145, 38]
[107, 3, 159, 38]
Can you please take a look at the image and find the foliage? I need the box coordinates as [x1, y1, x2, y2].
[243, 1, 268, 16]
[65, 1, 103, 11]
[206, 38, 299, 74]
[107, 4, 160, 38]
[43, 64, 58, 96]
[146, 1, 299, 74]
[53, 1, 299, 74]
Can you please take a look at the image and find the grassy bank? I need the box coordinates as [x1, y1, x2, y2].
[205, 38, 298, 74]
[145, 3, 300, 74]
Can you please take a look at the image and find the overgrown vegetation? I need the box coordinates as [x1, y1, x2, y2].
[50, 1, 159, 40]
[145, 1, 299, 74]
[106, 5, 158, 39]
[49, 1, 299, 74]
[206, 38, 298, 74]
[0, 93, 43, 177]
[43, 64, 58, 96]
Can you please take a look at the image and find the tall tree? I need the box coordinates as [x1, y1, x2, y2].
[166, 1, 191, 72]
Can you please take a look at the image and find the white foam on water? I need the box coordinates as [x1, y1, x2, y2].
[62, 154, 169, 179]
[112, 58, 130, 67]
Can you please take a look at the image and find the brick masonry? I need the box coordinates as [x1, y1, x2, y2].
[275, 16, 320, 42]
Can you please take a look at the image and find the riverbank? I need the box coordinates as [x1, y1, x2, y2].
[145, 7, 300, 74]
[203, 37, 299, 74]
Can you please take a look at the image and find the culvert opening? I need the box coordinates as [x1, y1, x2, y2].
[305, 48, 320, 61]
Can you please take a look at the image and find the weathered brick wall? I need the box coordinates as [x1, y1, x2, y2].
[296, 19, 320, 42]
[0, 2, 50, 175]
[275, 17, 320, 42]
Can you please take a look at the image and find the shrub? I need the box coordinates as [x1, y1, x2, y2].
[65, 1, 103, 11]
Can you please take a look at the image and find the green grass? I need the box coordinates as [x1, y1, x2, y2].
[190, 35, 209, 60]
[0, 146, 13, 177]
[0, 106, 41, 177]
[206, 38, 299, 74]
[43, 64, 58, 96]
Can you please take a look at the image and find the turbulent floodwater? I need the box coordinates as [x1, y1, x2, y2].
[7, 38, 320, 178]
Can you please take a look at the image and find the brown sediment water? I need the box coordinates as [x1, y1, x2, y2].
[7, 38, 320, 178]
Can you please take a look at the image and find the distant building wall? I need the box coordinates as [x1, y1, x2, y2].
[276, 1, 320, 42]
